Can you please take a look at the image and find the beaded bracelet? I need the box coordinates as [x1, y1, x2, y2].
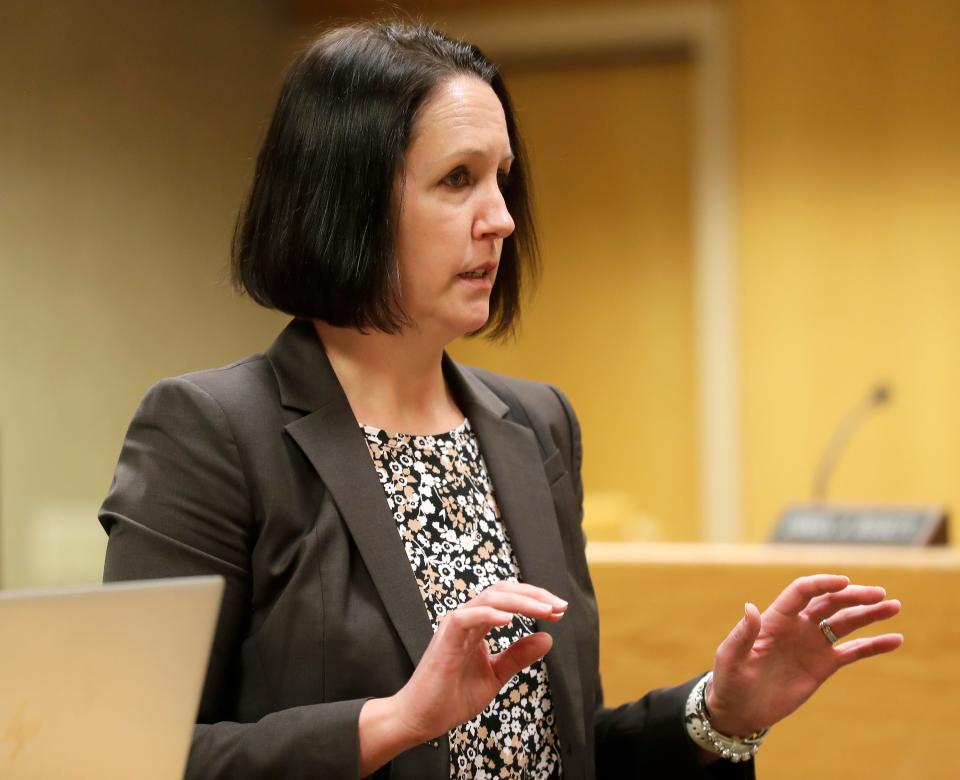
[683, 672, 768, 763]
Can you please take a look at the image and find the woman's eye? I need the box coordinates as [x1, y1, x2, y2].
[443, 169, 470, 188]
[497, 169, 511, 191]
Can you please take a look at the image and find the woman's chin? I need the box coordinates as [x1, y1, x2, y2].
[463, 310, 492, 336]
[443, 311, 491, 342]
[406, 302, 491, 344]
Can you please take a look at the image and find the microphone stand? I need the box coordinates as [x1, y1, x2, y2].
[810, 384, 891, 503]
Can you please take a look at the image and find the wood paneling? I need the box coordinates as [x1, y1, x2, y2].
[588, 543, 959, 779]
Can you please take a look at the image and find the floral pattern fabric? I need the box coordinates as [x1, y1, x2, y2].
[361, 418, 562, 779]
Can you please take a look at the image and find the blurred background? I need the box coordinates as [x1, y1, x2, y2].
[2, 0, 959, 588]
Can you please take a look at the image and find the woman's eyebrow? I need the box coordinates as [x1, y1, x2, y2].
[441, 148, 515, 165]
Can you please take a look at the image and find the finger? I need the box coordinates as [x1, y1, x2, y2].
[490, 632, 553, 685]
[481, 581, 568, 611]
[462, 591, 564, 621]
[803, 585, 887, 621]
[823, 599, 901, 639]
[439, 606, 513, 646]
[771, 574, 850, 616]
[715, 602, 762, 663]
[834, 633, 904, 667]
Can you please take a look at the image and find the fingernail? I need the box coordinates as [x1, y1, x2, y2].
[556, 598, 568, 608]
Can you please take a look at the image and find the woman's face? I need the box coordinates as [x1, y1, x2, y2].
[394, 75, 516, 343]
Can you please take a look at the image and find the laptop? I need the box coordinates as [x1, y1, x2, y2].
[0, 576, 223, 780]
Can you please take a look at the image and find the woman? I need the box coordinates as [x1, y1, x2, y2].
[100, 20, 903, 780]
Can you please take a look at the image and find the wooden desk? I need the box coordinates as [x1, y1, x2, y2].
[586, 543, 960, 780]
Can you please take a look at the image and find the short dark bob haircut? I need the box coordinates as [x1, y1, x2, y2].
[231, 20, 539, 339]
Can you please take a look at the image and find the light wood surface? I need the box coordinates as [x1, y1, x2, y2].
[587, 542, 960, 779]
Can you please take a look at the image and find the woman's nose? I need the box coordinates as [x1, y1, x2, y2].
[473, 184, 515, 241]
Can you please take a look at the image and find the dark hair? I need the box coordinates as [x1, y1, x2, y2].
[231, 20, 539, 338]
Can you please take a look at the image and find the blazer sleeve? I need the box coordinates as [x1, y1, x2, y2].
[99, 377, 369, 780]
[547, 386, 756, 780]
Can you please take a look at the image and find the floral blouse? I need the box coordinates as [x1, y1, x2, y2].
[361, 418, 562, 779]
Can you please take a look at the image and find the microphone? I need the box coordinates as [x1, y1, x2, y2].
[810, 383, 892, 502]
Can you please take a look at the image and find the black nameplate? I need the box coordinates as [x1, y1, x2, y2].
[772, 505, 949, 546]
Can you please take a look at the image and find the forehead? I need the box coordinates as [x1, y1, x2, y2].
[407, 75, 511, 161]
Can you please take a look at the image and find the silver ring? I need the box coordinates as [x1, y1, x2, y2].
[819, 619, 839, 644]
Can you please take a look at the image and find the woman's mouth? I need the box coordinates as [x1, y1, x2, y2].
[458, 268, 494, 289]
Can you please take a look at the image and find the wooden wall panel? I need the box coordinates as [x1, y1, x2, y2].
[588, 543, 959, 779]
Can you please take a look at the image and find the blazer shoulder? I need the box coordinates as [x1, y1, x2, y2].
[155, 352, 279, 416]
[462, 366, 582, 473]
[180, 352, 272, 393]
[127, 354, 283, 456]
[469, 364, 577, 418]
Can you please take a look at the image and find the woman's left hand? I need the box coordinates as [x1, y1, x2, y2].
[706, 574, 903, 736]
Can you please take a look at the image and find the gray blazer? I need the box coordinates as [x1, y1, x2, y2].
[100, 319, 753, 780]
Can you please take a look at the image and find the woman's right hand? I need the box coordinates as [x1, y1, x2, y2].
[358, 581, 567, 775]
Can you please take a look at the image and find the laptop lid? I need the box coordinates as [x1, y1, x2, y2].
[0, 575, 224, 780]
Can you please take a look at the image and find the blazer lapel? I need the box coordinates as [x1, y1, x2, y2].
[445, 360, 588, 775]
[267, 320, 434, 667]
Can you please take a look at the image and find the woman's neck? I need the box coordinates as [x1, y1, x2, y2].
[313, 321, 465, 435]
